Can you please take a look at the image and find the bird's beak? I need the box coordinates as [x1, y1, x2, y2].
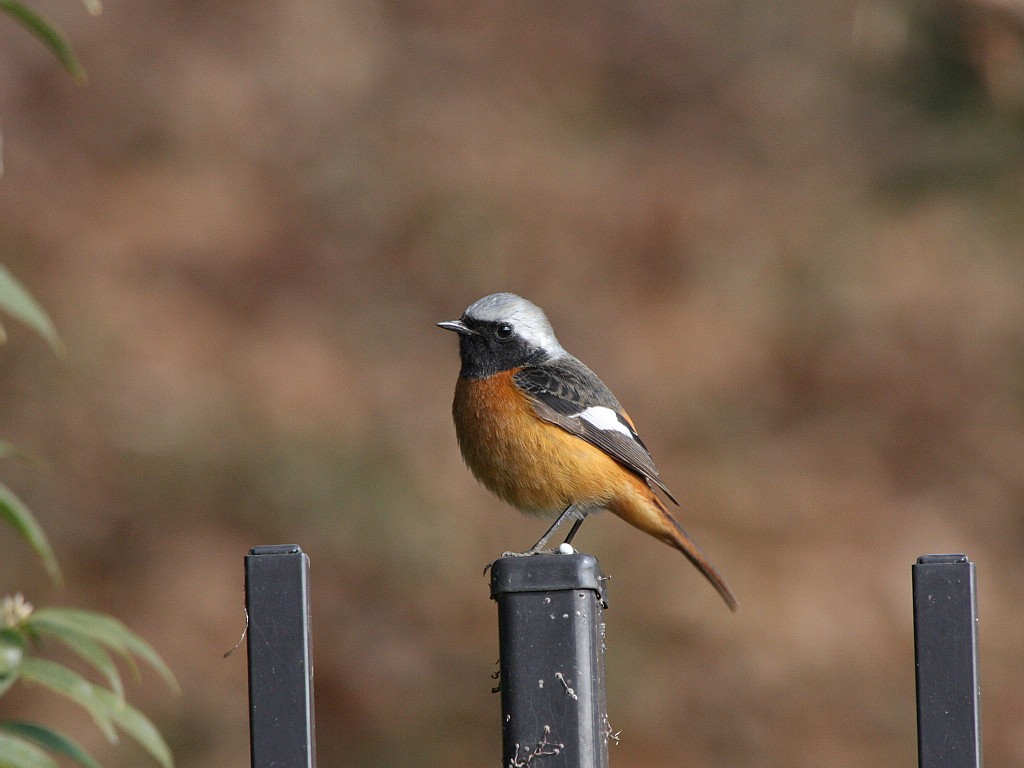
[437, 319, 478, 336]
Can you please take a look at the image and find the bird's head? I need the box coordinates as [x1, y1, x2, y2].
[438, 292, 566, 378]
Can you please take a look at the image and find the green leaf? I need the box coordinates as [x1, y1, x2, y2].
[0, 733, 61, 768]
[0, 483, 61, 586]
[0, 674, 18, 697]
[16, 657, 117, 742]
[27, 609, 177, 692]
[0, 264, 64, 353]
[30, 622, 124, 700]
[0, 628, 26, 674]
[92, 686, 174, 768]
[0, 630, 23, 696]
[0, 441, 47, 472]
[0, 441, 29, 461]
[0, 723, 101, 768]
[0, 628, 23, 694]
[0, 0, 85, 83]
[0, 442, 47, 470]
[15, 658, 174, 768]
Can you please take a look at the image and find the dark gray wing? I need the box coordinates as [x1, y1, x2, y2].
[513, 358, 679, 504]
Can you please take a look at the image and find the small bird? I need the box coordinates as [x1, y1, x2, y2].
[438, 292, 737, 611]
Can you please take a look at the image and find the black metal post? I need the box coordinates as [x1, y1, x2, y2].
[491, 552, 609, 768]
[246, 545, 317, 768]
[913, 554, 982, 768]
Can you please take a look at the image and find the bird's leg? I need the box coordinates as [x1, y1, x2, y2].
[518, 504, 582, 555]
[561, 512, 588, 547]
[493, 505, 587, 564]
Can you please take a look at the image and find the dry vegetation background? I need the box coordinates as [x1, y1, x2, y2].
[2, 1, 1024, 766]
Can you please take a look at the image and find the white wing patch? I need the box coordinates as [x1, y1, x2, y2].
[576, 406, 633, 438]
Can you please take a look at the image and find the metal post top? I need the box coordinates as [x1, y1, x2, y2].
[489, 552, 606, 600]
[249, 544, 303, 556]
[915, 553, 968, 565]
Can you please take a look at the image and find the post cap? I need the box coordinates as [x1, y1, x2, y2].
[490, 552, 605, 602]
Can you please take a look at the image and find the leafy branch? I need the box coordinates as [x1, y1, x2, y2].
[0, 267, 178, 768]
[1, 601, 176, 768]
[0, 0, 100, 83]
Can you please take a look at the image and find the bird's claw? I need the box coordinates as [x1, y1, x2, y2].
[484, 547, 572, 575]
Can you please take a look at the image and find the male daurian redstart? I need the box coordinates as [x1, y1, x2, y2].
[438, 292, 737, 611]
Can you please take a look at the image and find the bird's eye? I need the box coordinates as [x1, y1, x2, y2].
[495, 324, 514, 340]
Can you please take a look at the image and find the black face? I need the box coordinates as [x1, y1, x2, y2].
[456, 318, 547, 379]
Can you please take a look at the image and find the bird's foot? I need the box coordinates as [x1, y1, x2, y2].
[502, 548, 547, 558]
[483, 546, 576, 575]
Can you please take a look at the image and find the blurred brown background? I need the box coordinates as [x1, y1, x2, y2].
[2, 1, 1024, 766]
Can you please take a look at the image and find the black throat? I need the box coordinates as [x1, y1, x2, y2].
[457, 328, 548, 379]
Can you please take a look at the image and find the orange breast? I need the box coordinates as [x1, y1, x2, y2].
[453, 371, 640, 515]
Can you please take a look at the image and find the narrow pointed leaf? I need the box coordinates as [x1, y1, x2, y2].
[0, 0, 85, 83]
[0, 264, 65, 353]
[0, 629, 26, 689]
[0, 441, 30, 461]
[0, 441, 46, 469]
[0, 483, 61, 585]
[28, 622, 124, 699]
[0, 732, 62, 768]
[15, 659, 174, 767]
[16, 657, 117, 742]
[28, 609, 176, 692]
[114, 628, 178, 693]
[0, 723, 101, 768]
[0, 674, 17, 696]
[92, 686, 174, 768]
[0, 629, 24, 695]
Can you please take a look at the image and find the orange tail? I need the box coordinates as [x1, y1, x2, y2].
[610, 486, 738, 612]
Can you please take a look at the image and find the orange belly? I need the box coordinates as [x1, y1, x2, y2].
[453, 371, 640, 515]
